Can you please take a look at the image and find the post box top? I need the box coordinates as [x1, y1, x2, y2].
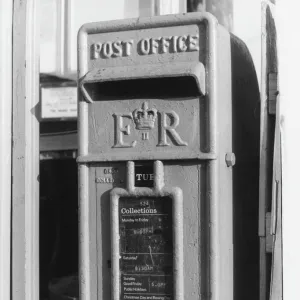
[78, 12, 217, 40]
[78, 12, 218, 79]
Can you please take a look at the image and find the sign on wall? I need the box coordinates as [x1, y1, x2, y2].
[41, 86, 77, 120]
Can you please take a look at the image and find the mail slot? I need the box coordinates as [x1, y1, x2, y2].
[78, 12, 260, 300]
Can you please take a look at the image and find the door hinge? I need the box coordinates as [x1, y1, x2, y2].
[268, 72, 278, 115]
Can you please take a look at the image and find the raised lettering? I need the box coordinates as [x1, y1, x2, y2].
[170, 36, 178, 52]
[102, 42, 113, 58]
[96, 176, 115, 183]
[104, 168, 118, 174]
[187, 34, 199, 51]
[91, 34, 199, 59]
[91, 43, 102, 59]
[150, 38, 159, 54]
[113, 113, 137, 148]
[141, 132, 149, 140]
[140, 38, 150, 55]
[123, 40, 134, 56]
[177, 36, 187, 52]
[157, 111, 188, 146]
[112, 41, 122, 57]
[161, 37, 169, 53]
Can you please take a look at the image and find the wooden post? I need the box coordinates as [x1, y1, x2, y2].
[187, 0, 233, 31]
[12, 0, 40, 299]
[0, 1, 13, 300]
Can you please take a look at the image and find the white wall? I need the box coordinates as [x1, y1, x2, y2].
[40, 0, 58, 73]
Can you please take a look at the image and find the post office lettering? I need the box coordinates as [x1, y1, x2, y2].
[91, 39, 134, 59]
[91, 34, 199, 59]
[137, 35, 200, 55]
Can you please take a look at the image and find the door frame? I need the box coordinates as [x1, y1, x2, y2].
[11, 1, 40, 299]
[0, 1, 13, 300]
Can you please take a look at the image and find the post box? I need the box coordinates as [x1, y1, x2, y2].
[77, 12, 260, 300]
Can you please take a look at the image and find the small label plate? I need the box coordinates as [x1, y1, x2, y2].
[41, 86, 77, 119]
[119, 197, 173, 300]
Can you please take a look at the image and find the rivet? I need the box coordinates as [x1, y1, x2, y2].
[225, 153, 236, 167]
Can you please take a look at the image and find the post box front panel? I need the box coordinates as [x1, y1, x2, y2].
[91, 161, 208, 300]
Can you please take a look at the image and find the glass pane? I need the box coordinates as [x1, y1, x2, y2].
[40, 0, 58, 73]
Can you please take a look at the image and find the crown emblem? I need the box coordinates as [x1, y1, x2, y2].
[133, 102, 157, 130]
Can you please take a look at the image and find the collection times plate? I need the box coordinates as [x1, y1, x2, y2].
[119, 197, 173, 300]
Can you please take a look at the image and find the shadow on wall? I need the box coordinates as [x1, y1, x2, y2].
[231, 34, 261, 300]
